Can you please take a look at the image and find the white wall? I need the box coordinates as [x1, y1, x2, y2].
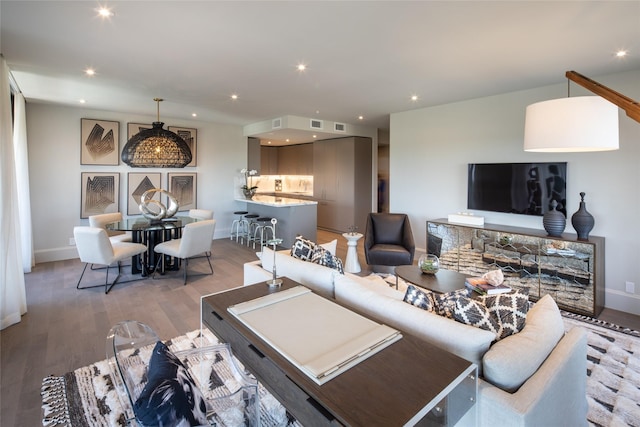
[26, 103, 246, 263]
[390, 69, 640, 315]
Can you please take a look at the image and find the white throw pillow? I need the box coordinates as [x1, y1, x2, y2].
[482, 294, 565, 392]
[319, 239, 337, 255]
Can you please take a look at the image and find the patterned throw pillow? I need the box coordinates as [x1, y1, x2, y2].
[403, 284, 436, 312]
[310, 245, 344, 274]
[134, 341, 208, 426]
[290, 236, 317, 261]
[432, 289, 471, 319]
[480, 290, 530, 339]
[454, 296, 501, 336]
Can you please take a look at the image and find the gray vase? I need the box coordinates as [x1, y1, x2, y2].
[571, 192, 595, 241]
[543, 200, 566, 237]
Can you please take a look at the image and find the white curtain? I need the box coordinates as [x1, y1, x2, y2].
[1, 57, 27, 330]
[13, 92, 34, 272]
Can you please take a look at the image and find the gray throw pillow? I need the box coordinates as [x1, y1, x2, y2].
[482, 294, 565, 392]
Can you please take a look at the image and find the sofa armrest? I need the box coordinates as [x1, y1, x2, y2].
[243, 260, 272, 286]
[477, 327, 587, 427]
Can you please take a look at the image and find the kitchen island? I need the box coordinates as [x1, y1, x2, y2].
[235, 195, 317, 248]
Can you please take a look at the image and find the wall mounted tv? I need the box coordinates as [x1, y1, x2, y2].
[467, 162, 567, 217]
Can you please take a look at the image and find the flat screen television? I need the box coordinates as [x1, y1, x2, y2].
[467, 162, 567, 217]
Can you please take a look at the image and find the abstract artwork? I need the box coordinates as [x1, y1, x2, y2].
[168, 126, 197, 167]
[127, 122, 152, 140]
[127, 172, 161, 215]
[168, 173, 197, 211]
[80, 172, 120, 218]
[81, 119, 120, 165]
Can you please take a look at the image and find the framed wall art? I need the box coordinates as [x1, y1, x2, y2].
[80, 119, 120, 165]
[80, 172, 120, 218]
[127, 122, 152, 139]
[168, 172, 197, 211]
[127, 172, 161, 216]
[168, 126, 197, 166]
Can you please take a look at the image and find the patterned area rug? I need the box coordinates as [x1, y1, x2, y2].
[562, 315, 640, 427]
[41, 312, 640, 427]
[41, 329, 300, 427]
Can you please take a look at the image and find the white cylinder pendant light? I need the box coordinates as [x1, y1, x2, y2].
[524, 96, 619, 152]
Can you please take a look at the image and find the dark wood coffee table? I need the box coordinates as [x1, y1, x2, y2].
[202, 278, 477, 426]
[395, 266, 470, 293]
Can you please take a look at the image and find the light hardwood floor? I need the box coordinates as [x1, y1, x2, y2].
[1, 230, 637, 426]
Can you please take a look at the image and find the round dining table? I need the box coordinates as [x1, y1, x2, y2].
[107, 216, 199, 276]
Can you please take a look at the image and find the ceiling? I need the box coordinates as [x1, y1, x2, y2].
[2, 1, 639, 144]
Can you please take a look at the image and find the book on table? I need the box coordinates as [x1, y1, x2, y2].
[465, 277, 511, 295]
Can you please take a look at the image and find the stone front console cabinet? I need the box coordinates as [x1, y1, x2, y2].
[427, 218, 605, 317]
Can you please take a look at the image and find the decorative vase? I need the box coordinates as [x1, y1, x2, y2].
[242, 188, 256, 199]
[418, 254, 439, 274]
[543, 200, 566, 237]
[571, 192, 594, 241]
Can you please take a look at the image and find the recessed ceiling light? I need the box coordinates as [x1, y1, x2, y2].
[297, 63, 307, 72]
[267, 141, 272, 144]
[616, 50, 628, 58]
[358, 115, 364, 120]
[97, 7, 113, 18]
[411, 95, 419, 101]
[85, 68, 96, 76]
[312, 134, 317, 138]
[286, 139, 290, 142]
[79, 99, 86, 104]
[231, 94, 238, 100]
[191, 113, 197, 117]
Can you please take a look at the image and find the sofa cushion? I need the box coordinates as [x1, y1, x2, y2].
[291, 236, 317, 261]
[454, 296, 501, 336]
[261, 246, 337, 299]
[320, 239, 337, 255]
[291, 236, 338, 261]
[334, 273, 496, 371]
[403, 284, 436, 311]
[482, 294, 565, 392]
[480, 290, 529, 339]
[310, 245, 344, 274]
[432, 289, 471, 319]
[133, 341, 208, 426]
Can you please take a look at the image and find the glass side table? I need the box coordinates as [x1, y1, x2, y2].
[342, 232, 363, 273]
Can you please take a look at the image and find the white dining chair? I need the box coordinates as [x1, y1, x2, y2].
[74, 226, 148, 294]
[188, 209, 214, 256]
[188, 208, 214, 220]
[152, 219, 216, 285]
[89, 212, 132, 243]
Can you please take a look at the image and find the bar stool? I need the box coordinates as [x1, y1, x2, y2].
[243, 214, 260, 246]
[251, 217, 275, 250]
[230, 211, 248, 242]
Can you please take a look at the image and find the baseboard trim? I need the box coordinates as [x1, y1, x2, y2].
[605, 288, 640, 316]
[35, 246, 78, 263]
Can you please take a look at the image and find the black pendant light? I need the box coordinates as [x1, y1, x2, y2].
[121, 98, 192, 167]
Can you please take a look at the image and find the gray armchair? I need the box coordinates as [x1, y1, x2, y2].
[364, 213, 415, 272]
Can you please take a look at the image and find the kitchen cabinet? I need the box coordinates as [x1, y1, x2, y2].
[277, 144, 313, 175]
[426, 219, 605, 317]
[260, 146, 279, 175]
[247, 137, 261, 173]
[314, 137, 372, 234]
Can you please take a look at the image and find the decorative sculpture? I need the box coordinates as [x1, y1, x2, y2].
[266, 218, 283, 287]
[139, 188, 179, 221]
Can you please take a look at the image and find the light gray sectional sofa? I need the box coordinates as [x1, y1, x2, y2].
[243, 247, 588, 426]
